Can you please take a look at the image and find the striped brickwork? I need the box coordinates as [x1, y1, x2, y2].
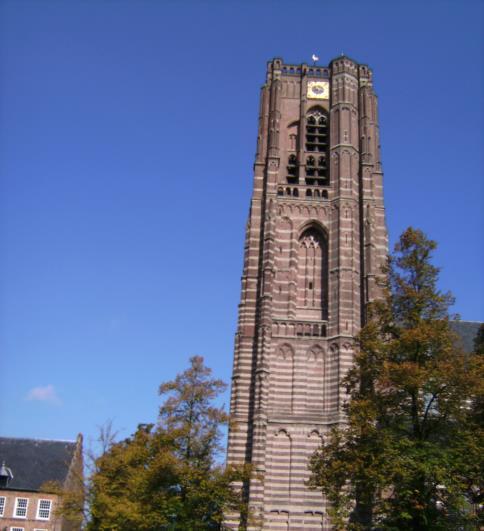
[226, 56, 388, 530]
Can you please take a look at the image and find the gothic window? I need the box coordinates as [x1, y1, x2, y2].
[297, 227, 328, 319]
[286, 122, 299, 185]
[287, 154, 298, 183]
[317, 156, 327, 177]
[305, 109, 329, 186]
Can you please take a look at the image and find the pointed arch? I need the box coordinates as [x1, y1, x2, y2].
[306, 345, 325, 412]
[305, 106, 329, 186]
[267, 429, 292, 503]
[270, 344, 294, 412]
[295, 224, 328, 320]
[306, 104, 327, 116]
[297, 219, 328, 240]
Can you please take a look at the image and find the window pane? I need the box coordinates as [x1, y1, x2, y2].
[37, 499, 52, 520]
[14, 497, 28, 517]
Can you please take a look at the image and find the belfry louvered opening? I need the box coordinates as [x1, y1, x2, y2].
[286, 153, 298, 183]
[305, 109, 329, 186]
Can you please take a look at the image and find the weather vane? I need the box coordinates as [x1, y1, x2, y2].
[311, 54, 319, 65]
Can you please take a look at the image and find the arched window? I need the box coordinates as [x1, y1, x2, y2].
[306, 156, 315, 177]
[287, 154, 298, 183]
[297, 227, 328, 319]
[317, 156, 327, 177]
[286, 122, 299, 184]
[305, 109, 329, 186]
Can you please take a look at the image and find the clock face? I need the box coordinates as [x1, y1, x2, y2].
[307, 81, 329, 100]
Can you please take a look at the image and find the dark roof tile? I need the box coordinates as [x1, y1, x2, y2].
[0, 437, 78, 491]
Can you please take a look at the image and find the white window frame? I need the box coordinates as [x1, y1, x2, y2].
[34, 529, 48, 531]
[0, 495, 5, 516]
[11, 527, 25, 531]
[13, 497, 28, 518]
[36, 498, 52, 520]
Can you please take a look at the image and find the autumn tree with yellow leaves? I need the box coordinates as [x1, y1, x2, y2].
[85, 356, 249, 530]
[308, 228, 483, 530]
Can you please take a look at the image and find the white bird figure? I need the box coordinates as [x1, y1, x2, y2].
[312, 54, 319, 64]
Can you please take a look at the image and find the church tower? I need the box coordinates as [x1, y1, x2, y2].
[227, 56, 388, 530]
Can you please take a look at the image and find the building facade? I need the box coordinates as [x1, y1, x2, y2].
[226, 56, 388, 530]
[0, 436, 83, 531]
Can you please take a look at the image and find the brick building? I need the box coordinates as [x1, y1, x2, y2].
[225, 56, 483, 530]
[226, 55, 389, 530]
[0, 436, 82, 531]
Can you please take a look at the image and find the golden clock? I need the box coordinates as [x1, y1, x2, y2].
[307, 81, 330, 100]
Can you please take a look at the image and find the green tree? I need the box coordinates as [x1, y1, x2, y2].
[308, 228, 484, 530]
[86, 356, 249, 530]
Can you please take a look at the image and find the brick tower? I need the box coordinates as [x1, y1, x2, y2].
[226, 56, 388, 530]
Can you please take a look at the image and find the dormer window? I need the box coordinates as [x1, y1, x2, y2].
[0, 461, 13, 487]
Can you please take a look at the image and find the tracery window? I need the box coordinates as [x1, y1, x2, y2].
[297, 227, 328, 319]
[305, 109, 329, 186]
[287, 154, 298, 183]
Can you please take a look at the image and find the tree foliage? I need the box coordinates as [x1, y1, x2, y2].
[308, 228, 484, 530]
[85, 356, 249, 530]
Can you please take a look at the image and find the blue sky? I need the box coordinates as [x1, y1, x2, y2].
[1, 0, 483, 450]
